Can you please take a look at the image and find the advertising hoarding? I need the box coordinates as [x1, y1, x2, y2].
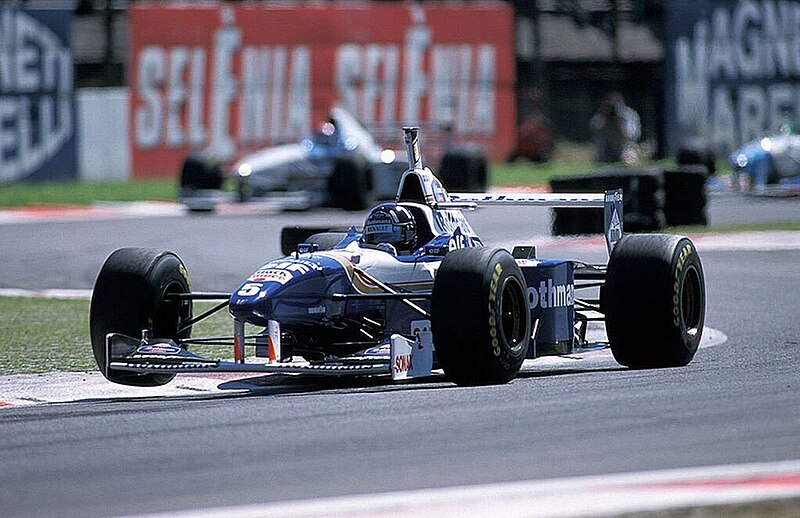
[0, 5, 75, 184]
[665, 0, 800, 154]
[129, 2, 516, 178]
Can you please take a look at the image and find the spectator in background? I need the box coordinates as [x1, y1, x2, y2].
[510, 87, 556, 162]
[590, 92, 640, 164]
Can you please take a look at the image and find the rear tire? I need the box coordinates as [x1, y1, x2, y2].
[329, 158, 371, 210]
[89, 248, 193, 386]
[432, 248, 530, 385]
[439, 149, 489, 192]
[603, 234, 705, 368]
[179, 153, 224, 191]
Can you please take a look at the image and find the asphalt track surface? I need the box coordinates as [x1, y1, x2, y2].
[0, 192, 798, 291]
[0, 193, 799, 517]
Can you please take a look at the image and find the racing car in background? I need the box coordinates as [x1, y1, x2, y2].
[179, 107, 409, 211]
[729, 130, 800, 193]
[92, 127, 706, 387]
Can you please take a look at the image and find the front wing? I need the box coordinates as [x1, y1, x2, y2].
[105, 332, 434, 381]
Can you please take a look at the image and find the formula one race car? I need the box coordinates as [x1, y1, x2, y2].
[91, 128, 706, 387]
[729, 131, 800, 193]
[178, 107, 408, 212]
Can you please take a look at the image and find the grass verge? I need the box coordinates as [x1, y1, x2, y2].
[0, 178, 177, 208]
[0, 299, 232, 376]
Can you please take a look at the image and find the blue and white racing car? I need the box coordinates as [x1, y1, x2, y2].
[729, 132, 800, 193]
[91, 128, 706, 387]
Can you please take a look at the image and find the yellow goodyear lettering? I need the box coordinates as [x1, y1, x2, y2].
[179, 264, 192, 291]
[672, 244, 692, 327]
[488, 263, 503, 356]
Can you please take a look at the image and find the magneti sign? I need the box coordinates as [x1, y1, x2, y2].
[0, 5, 74, 184]
[666, 0, 800, 154]
[129, 3, 515, 178]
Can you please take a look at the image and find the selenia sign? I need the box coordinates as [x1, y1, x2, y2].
[666, 0, 800, 154]
[129, 3, 515, 178]
[0, 5, 74, 184]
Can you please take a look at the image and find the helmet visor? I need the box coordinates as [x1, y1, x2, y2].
[365, 223, 402, 244]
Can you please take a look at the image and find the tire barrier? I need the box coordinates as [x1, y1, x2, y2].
[438, 148, 489, 193]
[550, 168, 666, 235]
[663, 166, 708, 227]
[677, 139, 717, 176]
[549, 175, 603, 236]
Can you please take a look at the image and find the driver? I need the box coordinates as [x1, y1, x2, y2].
[362, 203, 417, 255]
[312, 121, 338, 145]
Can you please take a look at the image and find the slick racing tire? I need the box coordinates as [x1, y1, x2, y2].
[431, 248, 530, 385]
[603, 234, 705, 368]
[439, 149, 489, 192]
[90, 248, 193, 386]
[179, 153, 224, 191]
[329, 157, 371, 211]
[663, 167, 708, 227]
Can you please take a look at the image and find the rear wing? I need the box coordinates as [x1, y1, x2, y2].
[397, 127, 623, 253]
[440, 190, 624, 254]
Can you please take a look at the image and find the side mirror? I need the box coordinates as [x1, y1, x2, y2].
[296, 243, 320, 255]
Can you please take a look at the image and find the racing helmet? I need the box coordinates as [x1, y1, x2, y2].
[363, 203, 417, 254]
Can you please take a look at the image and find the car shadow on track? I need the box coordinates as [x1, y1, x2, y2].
[213, 358, 630, 393]
[67, 362, 631, 406]
[515, 366, 629, 380]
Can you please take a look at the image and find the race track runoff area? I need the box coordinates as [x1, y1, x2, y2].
[131, 460, 800, 518]
[0, 208, 798, 517]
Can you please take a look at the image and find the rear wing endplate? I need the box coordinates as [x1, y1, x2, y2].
[441, 189, 624, 254]
[603, 189, 623, 253]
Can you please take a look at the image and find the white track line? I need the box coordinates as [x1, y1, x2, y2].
[0, 200, 294, 225]
[130, 459, 800, 518]
[0, 327, 726, 408]
[0, 232, 797, 301]
[0, 288, 92, 299]
[690, 230, 800, 251]
[0, 201, 185, 224]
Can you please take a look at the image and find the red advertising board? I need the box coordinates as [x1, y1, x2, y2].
[129, 2, 516, 178]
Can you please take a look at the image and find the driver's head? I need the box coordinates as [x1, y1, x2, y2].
[363, 203, 417, 254]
